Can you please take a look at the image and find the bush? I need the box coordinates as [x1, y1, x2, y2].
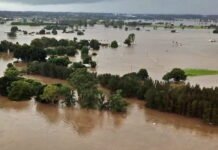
[39, 29, 46, 35]
[27, 62, 72, 79]
[108, 90, 128, 112]
[111, 41, 118, 48]
[77, 30, 84, 36]
[8, 80, 34, 101]
[52, 29, 58, 35]
[46, 46, 77, 56]
[81, 46, 89, 55]
[71, 62, 86, 69]
[4, 65, 20, 79]
[90, 39, 100, 50]
[48, 56, 71, 67]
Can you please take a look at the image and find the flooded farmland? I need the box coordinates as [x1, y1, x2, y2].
[1, 23, 218, 87]
[0, 97, 218, 150]
[1, 23, 218, 150]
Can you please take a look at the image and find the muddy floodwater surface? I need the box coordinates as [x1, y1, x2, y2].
[0, 97, 218, 150]
[0, 23, 218, 150]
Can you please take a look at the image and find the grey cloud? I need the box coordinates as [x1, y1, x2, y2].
[0, 0, 107, 5]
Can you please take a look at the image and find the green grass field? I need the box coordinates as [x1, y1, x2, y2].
[184, 69, 218, 77]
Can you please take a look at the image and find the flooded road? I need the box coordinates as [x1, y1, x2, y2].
[1, 23, 218, 150]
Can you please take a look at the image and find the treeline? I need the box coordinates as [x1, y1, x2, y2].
[27, 62, 73, 79]
[46, 46, 77, 56]
[0, 37, 101, 68]
[0, 37, 101, 52]
[98, 69, 149, 99]
[11, 22, 55, 26]
[0, 64, 74, 105]
[14, 44, 47, 62]
[98, 69, 218, 125]
[0, 64, 127, 112]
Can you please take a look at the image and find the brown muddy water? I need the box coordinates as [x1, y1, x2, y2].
[1, 23, 218, 150]
[0, 97, 218, 150]
[1, 23, 218, 87]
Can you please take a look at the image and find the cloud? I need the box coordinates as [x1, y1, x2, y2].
[0, 0, 107, 5]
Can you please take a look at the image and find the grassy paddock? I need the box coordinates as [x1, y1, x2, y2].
[184, 68, 218, 77]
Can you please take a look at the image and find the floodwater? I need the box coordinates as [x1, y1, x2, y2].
[1, 23, 218, 87]
[1, 22, 218, 150]
[0, 97, 218, 150]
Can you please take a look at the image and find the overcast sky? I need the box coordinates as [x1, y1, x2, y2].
[0, 0, 217, 14]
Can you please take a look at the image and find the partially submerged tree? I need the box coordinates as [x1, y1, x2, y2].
[163, 68, 187, 82]
[124, 33, 135, 46]
[90, 39, 100, 50]
[4, 63, 20, 79]
[111, 41, 118, 48]
[108, 90, 128, 112]
[52, 29, 58, 35]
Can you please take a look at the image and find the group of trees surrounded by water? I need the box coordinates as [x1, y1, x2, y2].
[0, 36, 217, 124]
[0, 63, 128, 112]
[0, 63, 73, 104]
[98, 69, 218, 125]
[0, 36, 132, 112]
[0, 37, 102, 68]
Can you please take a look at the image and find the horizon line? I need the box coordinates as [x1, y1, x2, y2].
[0, 10, 218, 16]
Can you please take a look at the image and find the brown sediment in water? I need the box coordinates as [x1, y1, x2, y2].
[0, 97, 218, 150]
[1, 24, 218, 150]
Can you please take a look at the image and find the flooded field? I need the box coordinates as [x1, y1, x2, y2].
[0, 97, 218, 150]
[1, 23, 218, 87]
[1, 23, 218, 150]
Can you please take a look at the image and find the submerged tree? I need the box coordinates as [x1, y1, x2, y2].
[4, 63, 20, 79]
[52, 29, 58, 35]
[111, 41, 118, 48]
[163, 68, 187, 82]
[108, 90, 128, 112]
[40, 85, 60, 104]
[8, 80, 33, 101]
[124, 33, 135, 46]
[90, 39, 100, 50]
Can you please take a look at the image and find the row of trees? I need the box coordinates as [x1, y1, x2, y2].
[27, 62, 73, 79]
[46, 46, 77, 56]
[14, 44, 47, 62]
[48, 56, 71, 67]
[145, 81, 218, 125]
[98, 69, 149, 99]
[98, 68, 218, 125]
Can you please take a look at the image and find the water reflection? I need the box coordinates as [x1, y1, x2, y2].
[1, 23, 218, 149]
[0, 52, 13, 61]
[0, 97, 218, 150]
[0, 52, 14, 77]
[0, 96, 30, 112]
[36, 104, 61, 124]
[34, 102, 127, 136]
[63, 108, 104, 136]
[144, 107, 218, 137]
